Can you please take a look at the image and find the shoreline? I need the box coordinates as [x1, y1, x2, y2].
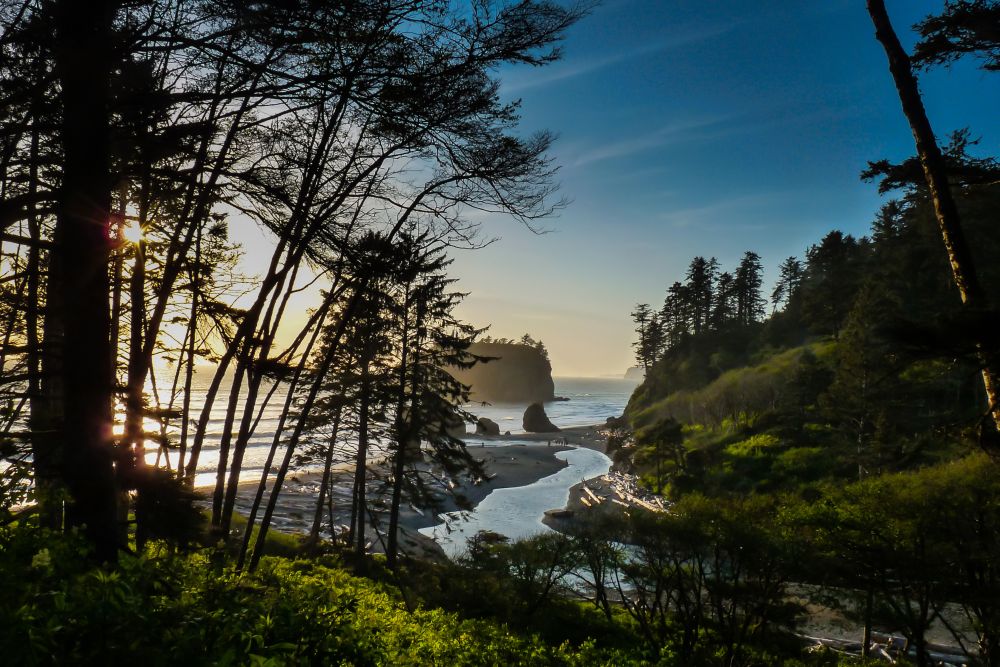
[224, 423, 613, 561]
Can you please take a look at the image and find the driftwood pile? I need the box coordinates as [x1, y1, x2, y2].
[577, 472, 669, 513]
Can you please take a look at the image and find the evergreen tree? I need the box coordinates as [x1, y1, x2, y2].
[734, 251, 765, 326]
[631, 303, 656, 370]
[821, 284, 900, 477]
[867, 0, 1000, 435]
[800, 231, 863, 337]
[661, 282, 690, 349]
[912, 0, 1000, 72]
[685, 257, 718, 335]
[711, 271, 738, 329]
[385, 238, 486, 568]
[770, 257, 802, 313]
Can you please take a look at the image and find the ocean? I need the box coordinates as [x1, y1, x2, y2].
[161, 373, 640, 488]
[462, 376, 640, 435]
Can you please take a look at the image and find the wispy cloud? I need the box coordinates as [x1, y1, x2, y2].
[570, 115, 737, 167]
[656, 192, 803, 229]
[503, 23, 736, 94]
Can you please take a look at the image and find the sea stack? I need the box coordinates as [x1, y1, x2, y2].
[523, 402, 560, 433]
[475, 417, 501, 436]
[448, 338, 555, 403]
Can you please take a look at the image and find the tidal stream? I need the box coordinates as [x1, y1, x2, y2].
[419, 445, 612, 559]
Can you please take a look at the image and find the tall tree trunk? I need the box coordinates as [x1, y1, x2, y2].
[234, 307, 331, 568]
[862, 584, 874, 659]
[210, 359, 248, 530]
[219, 256, 304, 535]
[124, 237, 145, 453]
[352, 356, 372, 572]
[386, 284, 412, 569]
[309, 405, 342, 546]
[25, 96, 58, 529]
[867, 0, 1000, 436]
[110, 186, 129, 546]
[177, 221, 201, 477]
[126, 233, 148, 548]
[245, 289, 359, 571]
[50, 0, 119, 562]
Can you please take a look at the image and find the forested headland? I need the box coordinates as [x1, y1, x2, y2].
[613, 7, 1000, 661]
[448, 334, 556, 404]
[1, 1, 1000, 666]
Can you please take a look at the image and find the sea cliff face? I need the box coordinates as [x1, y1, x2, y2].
[450, 342, 555, 404]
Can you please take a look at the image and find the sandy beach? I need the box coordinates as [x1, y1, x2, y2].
[223, 423, 613, 561]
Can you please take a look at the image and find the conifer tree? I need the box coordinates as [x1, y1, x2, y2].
[770, 257, 802, 313]
[867, 0, 1000, 436]
[711, 271, 738, 329]
[734, 251, 765, 327]
[685, 257, 718, 335]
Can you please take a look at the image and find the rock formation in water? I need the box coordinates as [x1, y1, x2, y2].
[475, 417, 501, 436]
[449, 340, 555, 404]
[523, 402, 560, 432]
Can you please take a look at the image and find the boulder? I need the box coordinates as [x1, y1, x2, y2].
[475, 417, 501, 436]
[523, 402, 560, 433]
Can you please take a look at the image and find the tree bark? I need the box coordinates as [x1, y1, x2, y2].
[25, 91, 58, 529]
[352, 355, 372, 572]
[177, 221, 201, 477]
[246, 288, 359, 571]
[309, 405, 342, 546]
[50, 0, 119, 562]
[867, 0, 1000, 435]
[386, 284, 413, 569]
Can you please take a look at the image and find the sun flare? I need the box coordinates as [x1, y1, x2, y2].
[122, 219, 143, 244]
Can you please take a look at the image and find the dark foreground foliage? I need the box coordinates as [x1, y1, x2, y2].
[0, 520, 875, 667]
[0, 523, 620, 666]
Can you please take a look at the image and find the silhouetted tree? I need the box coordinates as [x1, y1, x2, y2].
[800, 231, 863, 337]
[734, 251, 765, 327]
[912, 0, 1000, 72]
[685, 256, 718, 335]
[867, 0, 1000, 435]
[711, 271, 738, 329]
[770, 256, 802, 313]
[632, 303, 658, 370]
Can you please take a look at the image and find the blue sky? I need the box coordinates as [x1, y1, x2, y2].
[447, 0, 1000, 376]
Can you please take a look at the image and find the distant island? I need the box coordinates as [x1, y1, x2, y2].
[450, 335, 555, 404]
[624, 366, 645, 381]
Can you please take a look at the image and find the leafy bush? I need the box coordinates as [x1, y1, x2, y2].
[0, 523, 637, 666]
[725, 433, 782, 458]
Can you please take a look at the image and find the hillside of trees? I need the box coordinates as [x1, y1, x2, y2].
[627, 134, 1000, 488]
[614, 99, 1000, 667]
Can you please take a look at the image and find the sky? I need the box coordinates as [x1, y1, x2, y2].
[441, 0, 1000, 377]
[224, 0, 999, 378]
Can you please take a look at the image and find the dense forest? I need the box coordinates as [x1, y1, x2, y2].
[615, 4, 1000, 662]
[1, 0, 999, 665]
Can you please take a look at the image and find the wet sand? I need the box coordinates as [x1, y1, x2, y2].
[222, 424, 610, 561]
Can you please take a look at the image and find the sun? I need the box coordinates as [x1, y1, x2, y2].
[122, 219, 143, 244]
